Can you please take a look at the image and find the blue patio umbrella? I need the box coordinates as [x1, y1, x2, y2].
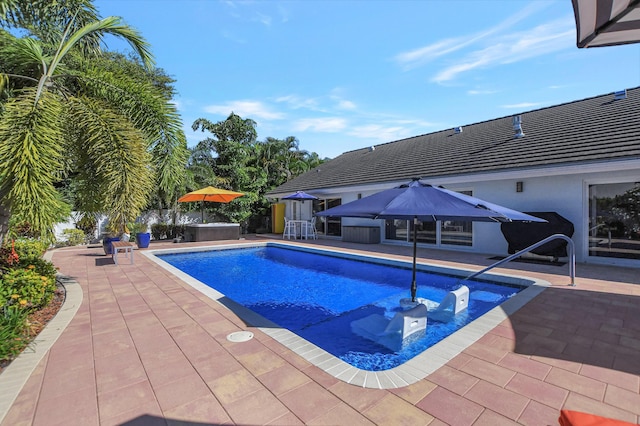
[316, 178, 546, 302]
[282, 191, 319, 222]
[282, 191, 319, 201]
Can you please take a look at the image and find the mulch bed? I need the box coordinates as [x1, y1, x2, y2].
[0, 283, 65, 375]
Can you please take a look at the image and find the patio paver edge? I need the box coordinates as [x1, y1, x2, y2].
[0, 257, 83, 424]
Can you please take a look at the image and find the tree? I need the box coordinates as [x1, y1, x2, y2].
[0, 0, 188, 242]
[189, 113, 327, 231]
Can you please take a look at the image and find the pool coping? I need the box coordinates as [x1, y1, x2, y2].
[142, 241, 551, 389]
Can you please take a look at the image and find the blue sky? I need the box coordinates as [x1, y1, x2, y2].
[94, 0, 640, 159]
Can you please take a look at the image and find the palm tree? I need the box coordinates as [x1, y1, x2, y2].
[0, 2, 188, 242]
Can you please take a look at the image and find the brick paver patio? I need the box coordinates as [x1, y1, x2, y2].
[1, 236, 638, 425]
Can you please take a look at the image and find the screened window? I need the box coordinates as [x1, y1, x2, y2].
[589, 183, 640, 260]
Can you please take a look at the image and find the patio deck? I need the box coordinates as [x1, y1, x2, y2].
[1, 235, 639, 425]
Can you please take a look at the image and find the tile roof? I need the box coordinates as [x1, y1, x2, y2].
[270, 87, 640, 194]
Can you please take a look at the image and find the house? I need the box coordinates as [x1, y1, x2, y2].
[268, 87, 640, 267]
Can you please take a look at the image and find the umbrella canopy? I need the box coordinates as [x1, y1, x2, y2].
[282, 191, 319, 201]
[178, 186, 244, 222]
[572, 0, 640, 48]
[316, 179, 545, 302]
[281, 191, 318, 222]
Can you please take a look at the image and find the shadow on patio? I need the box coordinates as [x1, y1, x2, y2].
[510, 286, 640, 376]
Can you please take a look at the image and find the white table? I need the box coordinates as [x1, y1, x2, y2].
[111, 241, 134, 264]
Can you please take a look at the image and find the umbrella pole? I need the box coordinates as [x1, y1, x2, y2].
[201, 201, 204, 223]
[411, 217, 418, 302]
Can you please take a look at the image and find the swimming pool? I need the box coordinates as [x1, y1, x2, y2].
[146, 242, 548, 388]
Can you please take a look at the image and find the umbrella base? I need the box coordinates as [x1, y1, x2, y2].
[399, 297, 431, 309]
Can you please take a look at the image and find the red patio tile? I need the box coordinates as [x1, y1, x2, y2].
[93, 349, 148, 394]
[237, 345, 289, 374]
[464, 380, 530, 420]
[225, 388, 292, 425]
[416, 386, 482, 425]
[152, 372, 212, 412]
[462, 340, 509, 364]
[579, 364, 639, 393]
[427, 365, 479, 395]
[498, 352, 551, 380]
[545, 366, 607, 400]
[267, 411, 305, 425]
[162, 394, 233, 425]
[365, 393, 434, 425]
[505, 372, 569, 409]
[604, 384, 640, 414]
[388, 377, 437, 405]
[306, 403, 376, 425]
[32, 386, 99, 426]
[518, 400, 563, 426]
[257, 363, 313, 396]
[91, 329, 135, 359]
[278, 381, 342, 424]
[37, 365, 95, 402]
[209, 368, 267, 405]
[563, 392, 638, 424]
[459, 357, 516, 387]
[97, 380, 157, 421]
[473, 408, 521, 425]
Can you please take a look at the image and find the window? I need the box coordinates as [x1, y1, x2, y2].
[589, 182, 640, 260]
[384, 191, 473, 247]
[313, 198, 342, 236]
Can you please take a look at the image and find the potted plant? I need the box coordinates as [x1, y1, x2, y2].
[103, 218, 133, 254]
[101, 221, 120, 255]
[129, 221, 151, 249]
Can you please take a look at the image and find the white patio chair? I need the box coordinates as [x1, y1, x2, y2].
[283, 217, 297, 239]
[301, 217, 317, 240]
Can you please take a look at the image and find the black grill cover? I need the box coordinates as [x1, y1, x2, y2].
[500, 212, 574, 257]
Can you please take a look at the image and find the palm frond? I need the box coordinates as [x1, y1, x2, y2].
[55, 16, 154, 73]
[0, 87, 66, 239]
[66, 96, 154, 230]
[71, 60, 188, 201]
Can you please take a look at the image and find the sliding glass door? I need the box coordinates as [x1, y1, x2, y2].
[588, 182, 640, 260]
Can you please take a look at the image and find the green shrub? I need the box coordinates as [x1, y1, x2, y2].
[0, 267, 56, 310]
[60, 228, 85, 246]
[151, 223, 169, 240]
[0, 307, 30, 361]
[127, 222, 148, 235]
[21, 258, 58, 280]
[12, 239, 47, 262]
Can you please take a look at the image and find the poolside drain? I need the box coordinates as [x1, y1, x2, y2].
[226, 331, 254, 343]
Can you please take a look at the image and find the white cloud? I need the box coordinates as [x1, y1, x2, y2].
[432, 17, 575, 83]
[467, 89, 498, 96]
[336, 99, 356, 110]
[328, 88, 357, 110]
[347, 124, 409, 142]
[394, 3, 548, 71]
[292, 117, 347, 132]
[204, 100, 285, 120]
[275, 95, 320, 110]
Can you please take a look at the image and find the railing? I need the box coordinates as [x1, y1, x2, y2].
[462, 233, 576, 286]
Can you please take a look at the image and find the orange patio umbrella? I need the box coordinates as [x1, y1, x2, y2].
[178, 186, 244, 222]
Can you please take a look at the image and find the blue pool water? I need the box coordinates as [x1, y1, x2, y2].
[158, 245, 522, 371]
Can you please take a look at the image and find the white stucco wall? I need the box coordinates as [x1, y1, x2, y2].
[308, 161, 640, 267]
